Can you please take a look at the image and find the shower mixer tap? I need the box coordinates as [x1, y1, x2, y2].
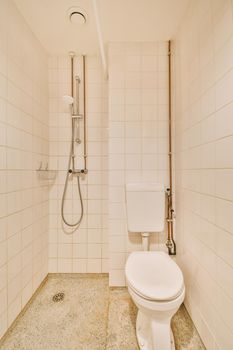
[69, 168, 88, 175]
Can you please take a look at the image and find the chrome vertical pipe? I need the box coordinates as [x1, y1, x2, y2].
[70, 51, 75, 99]
[75, 75, 81, 116]
[70, 52, 75, 171]
[83, 55, 88, 173]
[166, 40, 176, 256]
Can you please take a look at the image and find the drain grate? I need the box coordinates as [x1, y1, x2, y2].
[52, 292, 65, 302]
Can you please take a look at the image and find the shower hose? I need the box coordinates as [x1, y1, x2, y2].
[61, 121, 84, 227]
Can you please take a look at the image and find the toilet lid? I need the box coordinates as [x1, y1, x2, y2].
[125, 251, 184, 301]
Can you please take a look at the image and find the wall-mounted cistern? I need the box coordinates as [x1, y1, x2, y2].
[61, 53, 88, 228]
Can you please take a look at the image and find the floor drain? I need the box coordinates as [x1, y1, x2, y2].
[52, 292, 65, 302]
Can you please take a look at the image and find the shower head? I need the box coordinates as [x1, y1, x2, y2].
[63, 95, 74, 105]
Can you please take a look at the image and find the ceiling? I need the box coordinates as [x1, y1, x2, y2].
[14, 0, 190, 55]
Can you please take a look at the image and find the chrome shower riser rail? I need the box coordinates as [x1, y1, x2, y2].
[61, 53, 87, 228]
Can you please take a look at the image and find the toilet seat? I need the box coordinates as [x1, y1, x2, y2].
[125, 251, 184, 302]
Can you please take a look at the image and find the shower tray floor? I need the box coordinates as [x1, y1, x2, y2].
[0, 274, 205, 350]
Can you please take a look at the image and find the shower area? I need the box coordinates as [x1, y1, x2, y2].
[48, 53, 108, 273]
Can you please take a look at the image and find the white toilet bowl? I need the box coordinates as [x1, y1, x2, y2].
[125, 251, 185, 350]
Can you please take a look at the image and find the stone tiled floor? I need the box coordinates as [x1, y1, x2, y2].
[107, 288, 206, 350]
[0, 274, 205, 350]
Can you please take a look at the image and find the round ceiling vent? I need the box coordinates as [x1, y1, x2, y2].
[68, 7, 87, 25]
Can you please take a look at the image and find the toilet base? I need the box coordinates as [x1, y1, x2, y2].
[136, 311, 175, 350]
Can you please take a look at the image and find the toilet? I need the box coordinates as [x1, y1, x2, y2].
[124, 183, 185, 350]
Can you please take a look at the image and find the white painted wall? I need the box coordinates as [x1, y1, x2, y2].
[108, 42, 170, 286]
[0, 0, 49, 339]
[174, 0, 233, 348]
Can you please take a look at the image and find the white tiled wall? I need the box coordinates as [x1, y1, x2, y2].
[108, 42, 170, 286]
[0, 0, 49, 339]
[174, 0, 233, 348]
[2, 0, 233, 346]
[48, 55, 108, 273]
